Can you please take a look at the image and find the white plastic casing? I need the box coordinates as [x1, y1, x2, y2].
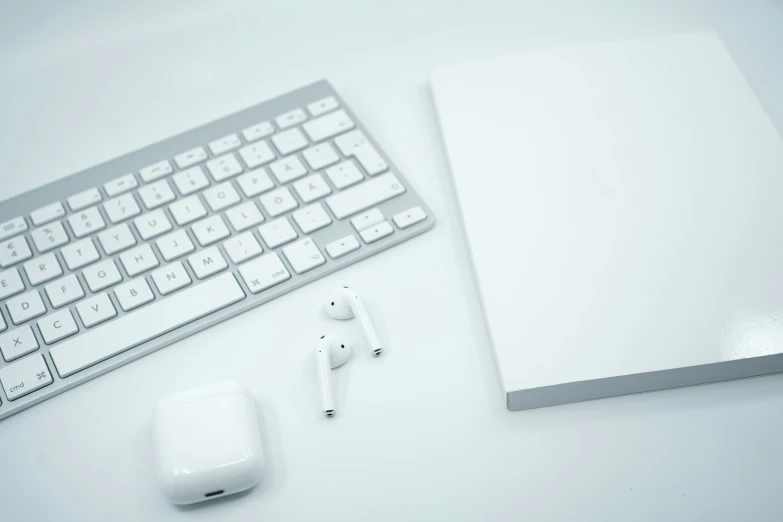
[152, 381, 265, 504]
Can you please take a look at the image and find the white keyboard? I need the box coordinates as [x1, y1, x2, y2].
[0, 80, 433, 420]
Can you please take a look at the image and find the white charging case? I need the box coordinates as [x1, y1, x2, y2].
[152, 380, 265, 504]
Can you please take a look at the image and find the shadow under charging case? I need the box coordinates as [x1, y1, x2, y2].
[153, 381, 265, 504]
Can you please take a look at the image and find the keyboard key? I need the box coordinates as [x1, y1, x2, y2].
[242, 121, 274, 142]
[209, 134, 242, 155]
[0, 325, 39, 361]
[152, 262, 192, 295]
[172, 166, 210, 196]
[83, 259, 122, 292]
[302, 143, 339, 171]
[115, 278, 155, 311]
[0, 237, 33, 268]
[174, 147, 208, 169]
[258, 218, 297, 248]
[139, 160, 173, 182]
[45, 274, 85, 308]
[0, 313, 5, 333]
[203, 182, 241, 212]
[354, 147, 388, 176]
[7, 290, 46, 324]
[334, 130, 388, 175]
[238, 252, 290, 293]
[134, 209, 173, 240]
[191, 215, 230, 246]
[61, 238, 100, 270]
[50, 273, 245, 378]
[292, 203, 332, 234]
[282, 238, 326, 274]
[98, 223, 137, 255]
[68, 206, 106, 238]
[120, 244, 159, 277]
[237, 169, 275, 197]
[276, 108, 307, 129]
[325, 160, 364, 189]
[333, 130, 369, 156]
[303, 109, 354, 142]
[38, 309, 79, 344]
[30, 222, 69, 253]
[104, 174, 139, 197]
[270, 156, 308, 184]
[393, 206, 427, 229]
[0, 354, 53, 400]
[76, 293, 117, 328]
[239, 141, 276, 168]
[225, 201, 264, 231]
[103, 193, 142, 224]
[223, 232, 262, 264]
[168, 196, 207, 226]
[206, 153, 244, 182]
[359, 221, 394, 244]
[30, 202, 66, 226]
[156, 230, 196, 261]
[67, 187, 102, 212]
[259, 187, 298, 217]
[326, 173, 406, 219]
[307, 96, 339, 116]
[272, 128, 308, 156]
[24, 253, 63, 286]
[325, 235, 360, 259]
[0, 269, 25, 300]
[351, 209, 385, 232]
[138, 180, 176, 209]
[188, 246, 228, 279]
[0, 217, 29, 241]
[293, 174, 332, 203]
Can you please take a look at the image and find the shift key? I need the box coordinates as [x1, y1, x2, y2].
[325, 173, 406, 219]
[0, 354, 53, 401]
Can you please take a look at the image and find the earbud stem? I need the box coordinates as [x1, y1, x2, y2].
[353, 299, 382, 356]
[317, 348, 335, 416]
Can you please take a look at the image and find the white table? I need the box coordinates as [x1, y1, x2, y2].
[1, 1, 783, 520]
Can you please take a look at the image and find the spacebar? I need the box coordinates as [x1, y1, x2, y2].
[50, 273, 246, 378]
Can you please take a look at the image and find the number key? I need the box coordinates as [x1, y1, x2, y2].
[206, 153, 244, 182]
[103, 194, 142, 224]
[0, 237, 33, 268]
[138, 180, 176, 209]
[67, 207, 106, 238]
[30, 222, 69, 253]
[172, 166, 210, 196]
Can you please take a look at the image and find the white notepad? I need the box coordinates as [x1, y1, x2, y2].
[431, 32, 783, 410]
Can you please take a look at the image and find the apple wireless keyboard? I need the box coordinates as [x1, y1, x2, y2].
[0, 80, 434, 420]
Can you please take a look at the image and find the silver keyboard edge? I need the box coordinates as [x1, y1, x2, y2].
[0, 79, 435, 420]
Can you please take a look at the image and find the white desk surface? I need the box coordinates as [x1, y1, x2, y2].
[1, 1, 783, 521]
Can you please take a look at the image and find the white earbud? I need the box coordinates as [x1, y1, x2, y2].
[316, 335, 351, 417]
[326, 286, 382, 357]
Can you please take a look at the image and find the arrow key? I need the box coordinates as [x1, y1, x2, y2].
[325, 235, 360, 259]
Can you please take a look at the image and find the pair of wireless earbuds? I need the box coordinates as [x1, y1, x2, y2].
[316, 285, 381, 417]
